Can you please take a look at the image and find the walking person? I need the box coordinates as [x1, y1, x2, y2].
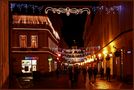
[56, 68, 60, 79]
[106, 67, 111, 81]
[68, 66, 74, 87]
[87, 66, 93, 82]
[100, 66, 104, 79]
[82, 67, 87, 83]
[93, 65, 98, 82]
[74, 65, 80, 84]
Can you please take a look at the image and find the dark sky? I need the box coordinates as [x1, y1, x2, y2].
[60, 14, 87, 47]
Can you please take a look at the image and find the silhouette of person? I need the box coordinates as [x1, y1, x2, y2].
[93, 65, 98, 82]
[100, 66, 104, 79]
[74, 65, 79, 83]
[56, 68, 60, 79]
[82, 67, 87, 83]
[68, 66, 73, 81]
[88, 66, 93, 82]
[106, 67, 111, 81]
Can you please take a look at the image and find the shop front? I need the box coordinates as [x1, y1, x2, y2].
[21, 56, 38, 74]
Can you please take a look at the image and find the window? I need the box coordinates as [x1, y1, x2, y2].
[48, 37, 58, 51]
[31, 35, 38, 48]
[19, 35, 27, 48]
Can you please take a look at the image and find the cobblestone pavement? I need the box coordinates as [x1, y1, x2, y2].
[10, 73, 133, 89]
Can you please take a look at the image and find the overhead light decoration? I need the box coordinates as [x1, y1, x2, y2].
[11, 3, 122, 15]
[45, 7, 90, 16]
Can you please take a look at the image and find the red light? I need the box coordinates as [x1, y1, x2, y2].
[57, 57, 59, 60]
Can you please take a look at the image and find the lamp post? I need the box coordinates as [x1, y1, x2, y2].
[48, 55, 53, 72]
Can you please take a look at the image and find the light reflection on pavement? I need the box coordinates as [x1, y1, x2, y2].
[13, 73, 133, 89]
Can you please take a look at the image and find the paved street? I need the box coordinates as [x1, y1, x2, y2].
[10, 72, 133, 89]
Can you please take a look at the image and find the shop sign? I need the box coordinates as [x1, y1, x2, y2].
[127, 50, 131, 54]
[25, 56, 38, 60]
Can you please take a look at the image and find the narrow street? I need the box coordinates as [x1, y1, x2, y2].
[10, 72, 133, 89]
[0, 1, 133, 89]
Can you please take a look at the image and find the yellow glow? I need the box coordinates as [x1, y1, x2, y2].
[86, 58, 94, 63]
[109, 53, 113, 57]
[93, 54, 96, 58]
[110, 42, 116, 53]
[103, 48, 108, 55]
[98, 53, 102, 58]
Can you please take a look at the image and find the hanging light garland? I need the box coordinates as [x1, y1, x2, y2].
[45, 7, 90, 16]
[11, 3, 122, 15]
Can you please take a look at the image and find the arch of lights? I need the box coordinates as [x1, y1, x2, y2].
[45, 7, 90, 16]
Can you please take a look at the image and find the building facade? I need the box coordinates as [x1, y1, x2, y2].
[10, 15, 60, 75]
[83, 1, 133, 82]
[0, 0, 9, 88]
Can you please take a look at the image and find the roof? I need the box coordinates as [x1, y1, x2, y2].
[13, 15, 49, 25]
[12, 15, 60, 40]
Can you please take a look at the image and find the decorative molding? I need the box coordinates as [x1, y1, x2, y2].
[12, 51, 57, 57]
[12, 15, 60, 40]
[45, 7, 90, 16]
[12, 28, 59, 43]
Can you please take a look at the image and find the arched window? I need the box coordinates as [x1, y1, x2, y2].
[31, 35, 38, 48]
[19, 35, 27, 48]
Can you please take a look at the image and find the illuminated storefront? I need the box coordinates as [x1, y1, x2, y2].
[21, 57, 38, 73]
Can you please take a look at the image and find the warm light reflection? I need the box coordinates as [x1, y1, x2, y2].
[93, 54, 96, 58]
[98, 53, 102, 58]
[110, 42, 116, 53]
[86, 57, 94, 63]
[109, 53, 113, 57]
[103, 48, 108, 56]
[96, 82, 111, 89]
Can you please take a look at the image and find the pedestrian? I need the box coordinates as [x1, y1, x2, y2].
[106, 67, 111, 81]
[93, 65, 98, 82]
[82, 67, 87, 83]
[56, 68, 60, 79]
[87, 66, 93, 82]
[100, 66, 104, 79]
[74, 65, 79, 83]
[68, 66, 74, 87]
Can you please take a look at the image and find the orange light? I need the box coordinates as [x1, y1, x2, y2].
[98, 53, 102, 58]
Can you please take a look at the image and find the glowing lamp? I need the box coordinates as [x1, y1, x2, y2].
[48, 58, 52, 62]
[98, 53, 102, 58]
[103, 49, 108, 56]
[109, 53, 113, 57]
[58, 53, 61, 57]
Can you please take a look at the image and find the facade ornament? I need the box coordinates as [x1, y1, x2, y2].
[45, 7, 90, 16]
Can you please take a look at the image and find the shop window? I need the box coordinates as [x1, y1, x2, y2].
[31, 35, 38, 48]
[19, 35, 27, 48]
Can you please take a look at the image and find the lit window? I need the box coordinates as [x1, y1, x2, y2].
[31, 35, 38, 48]
[19, 35, 27, 48]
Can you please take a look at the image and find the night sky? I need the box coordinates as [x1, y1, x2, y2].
[10, 1, 99, 48]
[60, 14, 87, 47]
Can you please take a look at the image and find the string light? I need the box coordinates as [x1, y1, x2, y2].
[10, 3, 122, 15]
[45, 7, 90, 16]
